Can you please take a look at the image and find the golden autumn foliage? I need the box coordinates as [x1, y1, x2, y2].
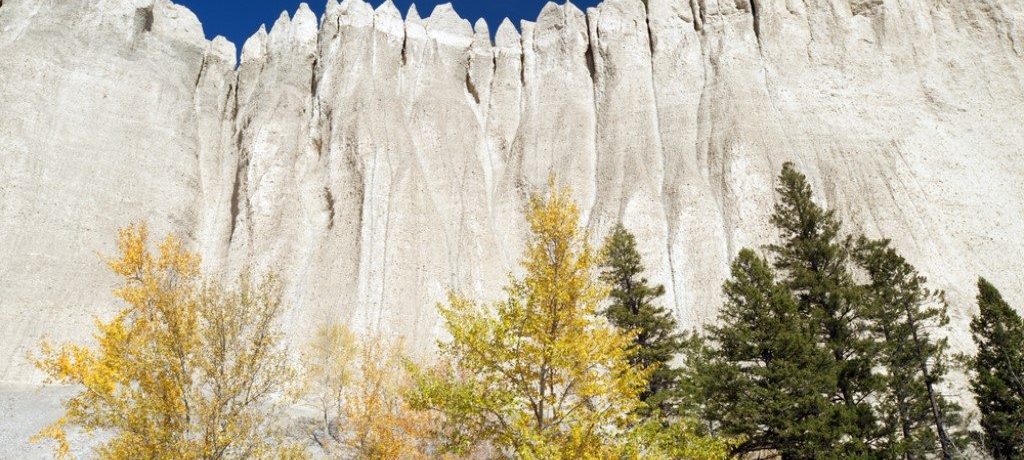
[407, 179, 650, 458]
[33, 224, 303, 459]
[299, 322, 357, 451]
[344, 336, 441, 458]
[32, 196, 735, 459]
[299, 325, 441, 458]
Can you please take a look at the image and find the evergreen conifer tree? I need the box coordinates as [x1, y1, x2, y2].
[854, 237, 963, 459]
[697, 249, 834, 458]
[969, 278, 1024, 459]
[600, 224, 686, 417]
[767, 162, 883, 454]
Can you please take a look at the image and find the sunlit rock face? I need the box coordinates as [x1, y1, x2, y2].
[2, 0, 1024, 384]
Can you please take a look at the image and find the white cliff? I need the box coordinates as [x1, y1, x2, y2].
[2, 0, 1024, 391]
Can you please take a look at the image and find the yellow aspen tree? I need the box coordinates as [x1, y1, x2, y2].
[409, 178, 649, 458]
[299, 325, 442, 459]
[343, 336, 439, 459]
[298, 322, 357, 453]
[32, 224, 304, 459]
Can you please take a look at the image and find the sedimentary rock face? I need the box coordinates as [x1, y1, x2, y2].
[2, 0, 1023, 387]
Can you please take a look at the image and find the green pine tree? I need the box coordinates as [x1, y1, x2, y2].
[767, 162, 883, 454]
[854, 237, 963, 459]
[969, 278, 1024, 459]
[695, 249, 834, 459]
[600, 224, 686, 417]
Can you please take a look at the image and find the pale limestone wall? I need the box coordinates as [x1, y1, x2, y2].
[2, 0, 1024, 384]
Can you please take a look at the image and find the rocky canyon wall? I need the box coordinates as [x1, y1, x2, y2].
[2, 0, 1024, 384]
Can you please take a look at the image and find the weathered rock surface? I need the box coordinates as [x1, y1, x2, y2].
[2, 0, 1024, 393]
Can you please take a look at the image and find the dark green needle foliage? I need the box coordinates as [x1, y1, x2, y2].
[677, 163, 986, 458]
[600, 224, 686, 418]
[697, 249, 834, 458]
[969, 278, 1024, 459]
[767, 162, 883, 455]
[854, 237, 964, 459]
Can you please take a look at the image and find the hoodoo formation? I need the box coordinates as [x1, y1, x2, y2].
[2, 0, 1023, 386]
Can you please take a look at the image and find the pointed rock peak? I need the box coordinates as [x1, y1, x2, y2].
[269, 10, 291, 36]
[296, 3, 315, 20]
[276, 10, 292, 25]
[374, 0, 404, 37]
[240, 24, 268, 64]
[473, 18, 491, 48]
[376, 0, 401, 18]
[495, 18, 521, 49]
[209, 36, 238, 67]
[406, 4, 426, 41]
[537, 0, 586, 22]
[407, 4, 421, 21]
[427, 2, 466, 26]
[425, 2, 472, 39]
[536, 0, 587, 41]
[338, 0, 373, 27]
[268, 11, 293, 49]
[323, 0, 341, 23]
[536, 2, 566, 32]
[292, 3, 318, 42]
[499, 17, 516, 31]
[474, 18, 489, 38]
[539, 1, 562, 18]
[429, 2, 457, 17]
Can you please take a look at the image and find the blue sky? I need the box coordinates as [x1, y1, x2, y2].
[177, 1, 602, 48]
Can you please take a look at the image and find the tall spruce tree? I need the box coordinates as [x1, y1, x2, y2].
[767, 162, 883, 454]
[854, 237, 963, 459]
[969, 278, 1024, 459]
[697, 249, 835, 458]
[600, 224, 686, 417]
